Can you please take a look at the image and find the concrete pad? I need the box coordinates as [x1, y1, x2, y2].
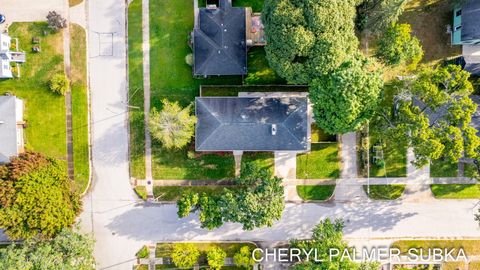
[274, 152, 297, 179]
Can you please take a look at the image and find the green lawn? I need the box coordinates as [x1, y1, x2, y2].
[364, 185, 405, 200]
[0, 23, 66, 159]
[153, 185, 232, 201]
[430, 184, 480, 199]
[369, 134, 407, 178]
[297, 143, 340, 179]
[245, 47, 284, 85]
[198, 0, 264, 12]
[128, 0, 146, 179]
[296, 185, 335, 201]
[201, 85, 308, 97]
[430, 159, 458, 177]
[311, 124, 336, 143]
[241, 152, 274, 176]
[70, 23, 90, 193]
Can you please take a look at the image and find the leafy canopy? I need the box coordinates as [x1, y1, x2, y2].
[234, 246, 256, 269]
[207, 247, 227, 270]
[310, 56, 383, 134]
[376, 23, 423, 69]
[171, 243, 200, 269]
[0, 228, 95, 270]
[0, 152, 82, 240]
[177, 162, 285, 230]
[262, 0, 359, 84]
[149, 99, 197, 149]
[357, 0, 409, 33]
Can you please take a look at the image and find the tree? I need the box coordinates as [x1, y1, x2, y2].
[373, 65, 480, 167]
[49, 73, 70, 95]
[234, 246, 256, 269]
[176, 162, 285, 230]
[46, 11, 67, 32]
[0, 228, 95, 270]
[149, 99, 197, 149]
[310, 56, 383, 134]
[206, 247, 227, 270]
[0, 152, 82, 240]
[262, 0, 359, 84]
[171, 243, 200, 269]
[357, 0, 409, 34]
[376, 23, 423, 69]
[291, 218, 379, 270]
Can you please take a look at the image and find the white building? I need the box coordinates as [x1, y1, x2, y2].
[0, 95, 25, 164]
[0, 33, 25, 79]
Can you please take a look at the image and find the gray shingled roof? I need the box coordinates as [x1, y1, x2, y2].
[0, 96, 22, 164]
[195, 97, 308, 151]
[461, 0, 480, 42]
[193, 0, 247, 76]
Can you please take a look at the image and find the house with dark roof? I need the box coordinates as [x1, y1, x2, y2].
[195, 97, 309, 152]
[0, 95, 25, 163]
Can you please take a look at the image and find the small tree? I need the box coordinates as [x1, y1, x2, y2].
[357, 0, 409, 34]
[376, 23, 423, 69]
[49, 73, 70, 95]
[46, 11, 67, 32]
[149, 99, 197, 149]
[207, 247, 226, 270]
[171, 243, 200, 269]
[234, 246, 255, 269]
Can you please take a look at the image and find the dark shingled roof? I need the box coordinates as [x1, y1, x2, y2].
[457, 57, 480, 76]
[461, 0, 480, 42]
[195, 97, 308, 151]
[193, 0, 247, 76]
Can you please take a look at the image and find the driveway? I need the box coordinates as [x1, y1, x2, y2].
[0, 0, 65, 30]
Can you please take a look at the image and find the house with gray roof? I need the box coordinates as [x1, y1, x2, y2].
[195, 97, 309, 152]
[0, 95, 25, 163]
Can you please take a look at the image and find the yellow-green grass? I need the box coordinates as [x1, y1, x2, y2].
[153, 186, 233, 201]
[155, 242, 257, 258]
[200, 85, 308, 97]
[430, 159, 458, 177]
[392, 240, 480, 257]
[241, 152, 274, 176]
[368, 133, 407, 178]
[364, 185, 405, 200]
[297, 143, 340, 179]
[245, 47, 284, 85]
[311, 123, 336, 143]
[0, 22, 66, 159]
[70, 23, 90, 193]
[69, 0, 83, 7]
[431, 184, 480, 199]
[128, 0, 146, 179]
[296, 185, 335, 201]
[134, 186, 148, 200]
[134, 265, 148, 270]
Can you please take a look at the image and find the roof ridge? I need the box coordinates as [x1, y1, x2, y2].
[195, 99, 223, 150]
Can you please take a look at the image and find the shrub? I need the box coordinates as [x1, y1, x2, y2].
[207, 247, 226, 270]
[49, 73, 70, 95]
[134, 186, 148, 200]
[46, 11, 67, 32]
[171, 243, 200, 268]
[185, 53, 193, 66]
[234, 246, 256, 269]
[136, 246, 150, 259]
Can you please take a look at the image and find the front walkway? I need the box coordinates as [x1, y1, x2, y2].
[274, 152, 296, 179]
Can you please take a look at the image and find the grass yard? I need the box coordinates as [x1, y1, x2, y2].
[430, 184, 480, 199]
[297, 143, 340, 179]
[311, 124, 336, 143]
[296, 185, 335, 201]
[245, 47, 284, 85]
[368, 134, 407, 178]
[430, 159, 458, 177]
[128, 0, 146, 179]
[241, 152, 274, 176]
[392, 240, 480, 257]
[364, 185, 405, 200]
[153, 185, 232, 201]
[198, 0, 264, 12]
[201, 85, 308, 97]
[399, 0, 461, 65]
[0, 22, 66, 159]
[70, 23, 90, 193]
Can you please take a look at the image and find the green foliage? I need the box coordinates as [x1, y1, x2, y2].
[206, 247, 227, 270]
[0, 228, 95, 270]
[374, 65, 480, 167]
[234, 246, 256, 269]
[185, 53, 193, 66]
[134, 186, 148, 200]
[376, 23, 424, 69]
[0, 152, 82, 240]
[357, 0, 408, 33]
[310, 57, 383, 134]
[49, 73, 70, 95]
[176, 162, 285, 230]
[262, 0, 359, 84]
[171, 243, 200, 268]
[149, 99, 197, 149]
[136, 246, 150, 259]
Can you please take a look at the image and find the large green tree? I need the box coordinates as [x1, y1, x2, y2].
[207, 247, 227, 270]
[171, 243, 200, 269]
[149, 99, 197, 149]
[310, 57, 383, 134]
[373, 65, 480, 167]
[357, 0, 409, 34]
[0, 228, 95, 270]
[376, 23, 423, 69]
[262, 0, 359, 84]
[177, 162, 285, 230]
[291, 219, 379, 270]
[0, 152, 82, 240]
